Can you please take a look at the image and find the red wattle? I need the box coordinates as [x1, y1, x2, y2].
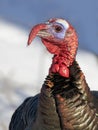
[59, 65, 69, 78]
[49, 62, 69, 78]
[51, 64, 59, 73]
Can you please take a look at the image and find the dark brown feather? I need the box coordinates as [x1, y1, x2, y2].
[9, 60, 98, 130]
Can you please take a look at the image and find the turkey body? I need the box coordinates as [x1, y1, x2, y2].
[9, 61, 98, 130]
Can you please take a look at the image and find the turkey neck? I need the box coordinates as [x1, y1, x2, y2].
[42, 30, 78, 68]
[53, 32, 78, 67]
[38, 60, 98, 130]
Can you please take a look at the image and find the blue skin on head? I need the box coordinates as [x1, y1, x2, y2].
[48, 19, 69, 40]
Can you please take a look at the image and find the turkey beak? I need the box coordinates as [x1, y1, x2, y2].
[27, 23, 51, 45]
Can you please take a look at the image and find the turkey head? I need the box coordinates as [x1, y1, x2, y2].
[28, 18, 78, 78]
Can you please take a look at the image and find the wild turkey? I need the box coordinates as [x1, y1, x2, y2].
[9, 18, 98, 130]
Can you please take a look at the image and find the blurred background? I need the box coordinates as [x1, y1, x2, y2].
[0, 0, 98, 129]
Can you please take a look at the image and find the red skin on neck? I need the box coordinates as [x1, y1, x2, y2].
[28, 22, 78, 78]
[42, 27, 78, 78]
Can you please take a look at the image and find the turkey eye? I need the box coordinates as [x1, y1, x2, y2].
[54, 25, 63, 33]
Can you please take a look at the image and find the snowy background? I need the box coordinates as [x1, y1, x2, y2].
[0, 0, 98, 130]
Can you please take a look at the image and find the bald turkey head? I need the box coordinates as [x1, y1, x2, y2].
[28, 18, 78, 78]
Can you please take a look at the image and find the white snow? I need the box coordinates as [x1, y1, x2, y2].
[0, 20, 98, 130]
